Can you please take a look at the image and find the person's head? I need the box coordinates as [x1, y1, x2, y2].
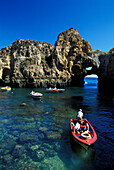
[79, 109, 82, 112]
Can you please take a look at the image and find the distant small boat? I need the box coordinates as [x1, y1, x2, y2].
[70, 118, 97, 150]
[58, 89, 65, 92]
[45, 87, 65, 93]
[1, 86, 11, 91]
[30, 91, 43, 99]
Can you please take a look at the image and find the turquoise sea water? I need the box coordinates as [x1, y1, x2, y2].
[0, 77, 114, 170]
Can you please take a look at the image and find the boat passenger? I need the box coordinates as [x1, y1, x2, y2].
[83, 120, 89, 132]
[81, 120, 91, 139]
[76, 109, 83, 123]
[74, 121, 80, 134]
[32, 91, 35, 94]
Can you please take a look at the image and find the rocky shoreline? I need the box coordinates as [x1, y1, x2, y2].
[0, 28, 114, 94]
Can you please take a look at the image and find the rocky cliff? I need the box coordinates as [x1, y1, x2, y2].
[0, 28, 114, 94]
[91, 50, 114, 94]
[0, 39, 55, 87]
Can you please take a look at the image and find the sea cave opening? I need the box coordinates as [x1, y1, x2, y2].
[2, 67, 11, 80]
[84, 74, 98, 86]
[84, 66, 98, 85]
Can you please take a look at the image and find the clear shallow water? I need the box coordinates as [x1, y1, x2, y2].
[0, 77, 114, 169]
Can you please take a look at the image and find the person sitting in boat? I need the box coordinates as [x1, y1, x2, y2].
[76, 109, 83, 123]
[81, 120, 91, 139]
[83, 120, 89, 132]
[74, 121, 81, 134]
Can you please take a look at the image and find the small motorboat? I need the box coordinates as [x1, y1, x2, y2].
[45, 87, 59, 93]
[1, 86, 11, 91]
[45, 87, 65, 93]
[30, 91, 43, 99]
[70, 118, 97, 150]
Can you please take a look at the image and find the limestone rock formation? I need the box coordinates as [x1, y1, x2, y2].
[91, 49, 114, 93]
[0, 27, 114, 95]
[0, 28, 96, 87]
[53, 28, 96, 86]
[0, 39, 54, 87]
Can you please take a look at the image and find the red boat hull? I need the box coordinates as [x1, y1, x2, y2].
[70, 118, 97, 149]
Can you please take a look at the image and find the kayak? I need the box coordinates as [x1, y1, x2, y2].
[30, 91, 43, 99]
[70, 118, 97, 150]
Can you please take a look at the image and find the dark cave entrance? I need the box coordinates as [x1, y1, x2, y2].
[2, 67, 11, 81]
